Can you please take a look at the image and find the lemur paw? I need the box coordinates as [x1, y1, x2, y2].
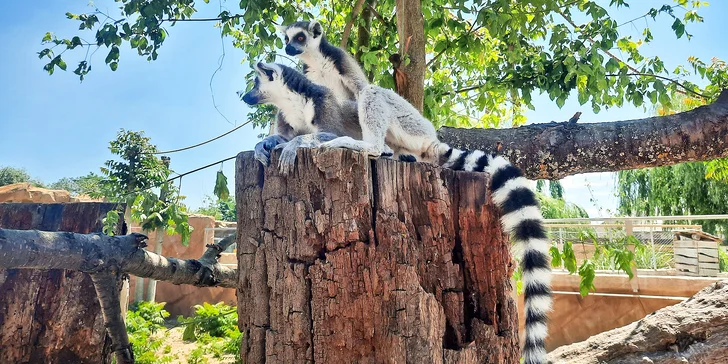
[277, 144, 298, 176]
[254, 135, 288, 166]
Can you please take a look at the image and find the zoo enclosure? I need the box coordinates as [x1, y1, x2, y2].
[544, 215, 728, 273]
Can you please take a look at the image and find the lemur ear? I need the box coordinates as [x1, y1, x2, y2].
[256, 62, 277, 81]
[309, 21, 323, 38]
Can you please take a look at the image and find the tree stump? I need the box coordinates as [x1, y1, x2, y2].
[236, 149, 519, 363]
[0, 203, 121, 364]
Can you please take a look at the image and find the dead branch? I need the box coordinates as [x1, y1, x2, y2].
[438, 89, 728, 179]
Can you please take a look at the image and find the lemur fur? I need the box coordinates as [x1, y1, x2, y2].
[280, 21, 552, 364]
[240, 62, 394, 172]
[278, 21, 368, 105]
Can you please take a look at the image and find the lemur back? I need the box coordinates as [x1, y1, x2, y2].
[279, 21, 553, 364]
[279, 21, 368, 104]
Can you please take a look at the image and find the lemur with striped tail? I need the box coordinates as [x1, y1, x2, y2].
[239, 62, 395, 173]
[276, 20, 552, 364]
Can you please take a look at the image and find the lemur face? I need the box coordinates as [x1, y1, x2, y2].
[241, 62, 285, 105]
[277, 21, 323, 56]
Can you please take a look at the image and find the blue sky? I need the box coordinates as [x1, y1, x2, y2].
[0, 1, 726, 217]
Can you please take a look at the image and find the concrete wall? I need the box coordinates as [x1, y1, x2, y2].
[128, 215, 237, 317]
[520, 271, 725, 351]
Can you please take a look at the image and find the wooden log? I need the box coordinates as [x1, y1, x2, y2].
[236, 149, 519, 363]
[548, 281, 728, 364]
[0, 203, 122, 364]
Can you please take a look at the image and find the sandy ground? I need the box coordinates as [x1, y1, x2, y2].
[153, 325, 237, 364]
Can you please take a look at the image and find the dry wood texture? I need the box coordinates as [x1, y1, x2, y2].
[236, 149, 519, 363]
[0, 203, 120, 364]
[549, 281, 728, 364]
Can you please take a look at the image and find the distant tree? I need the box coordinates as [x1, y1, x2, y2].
[49, 172, 107, 196]
[98, 129, 192, 243]
[536, 180, 589, 219]
[195, 195, 237, 222]
[0, 166, 43, 187]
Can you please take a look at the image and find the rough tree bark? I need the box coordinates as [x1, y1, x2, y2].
[438, 89, 728, 180]
[236, 149, 519, 363]
[0, 203, 118, 364]
[548, 281, 728, 363]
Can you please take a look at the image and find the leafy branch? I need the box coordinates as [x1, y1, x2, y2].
[555, 4, 705, 100]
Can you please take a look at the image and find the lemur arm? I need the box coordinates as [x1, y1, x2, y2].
[274, 132, 339, 175]
[254, 113, 296, 166]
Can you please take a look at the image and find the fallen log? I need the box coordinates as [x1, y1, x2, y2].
[548, 281, 728, 363]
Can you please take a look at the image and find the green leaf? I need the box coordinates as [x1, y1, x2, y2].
[672, 19, 685, 38]
[605, 58, 620, 73]
[549, 245, 563, 267]
[562, 241, 578, 274]
[102, 210, 120, 236]
[214, 171, 230, 200]
[578, 259, 596, 296]
[38, 48, 52, 59]
[182, 323, 197, 341]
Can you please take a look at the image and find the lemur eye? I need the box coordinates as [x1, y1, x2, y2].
[284, 36, 289, 43]
[297, 35, 305, 42]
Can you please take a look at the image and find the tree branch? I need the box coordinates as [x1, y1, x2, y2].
[442, 71, 708, 99]
[91, 271, 133, 364]
[340, 0, 367, 48]
[366, 3, 388, 25]
[437, 89, 728, 180]
[160, 15, 244, 23]
[0, 230, 237, 288]
[556, 8, 703, 99]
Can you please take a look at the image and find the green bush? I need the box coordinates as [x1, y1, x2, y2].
[179, 302, 241, 363]
[125, 301, 173, 364]
[720, 247, 728, 272]
[179, 302, 238, 340]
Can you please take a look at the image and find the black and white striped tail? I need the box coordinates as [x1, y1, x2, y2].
[441, 146, 552, 364]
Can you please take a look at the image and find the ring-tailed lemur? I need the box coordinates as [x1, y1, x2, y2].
[276, 21, 368, 106]
[239, 62, 394, 173]
[278, 21, 552, 364]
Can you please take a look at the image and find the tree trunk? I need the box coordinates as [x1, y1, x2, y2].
[395, 0, 426, 112]
[548, 281, 728, 363]
[438, 89, 728, 180]
[0, 203, 119, 364]
[236, 149, 519, 363]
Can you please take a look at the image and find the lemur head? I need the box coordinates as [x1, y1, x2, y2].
[240, 61, 326, 105]
[276, 21, 324, 56]
[240, 62, 286, 106]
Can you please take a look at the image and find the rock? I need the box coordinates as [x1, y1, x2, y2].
[0, 183, 102, 203]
